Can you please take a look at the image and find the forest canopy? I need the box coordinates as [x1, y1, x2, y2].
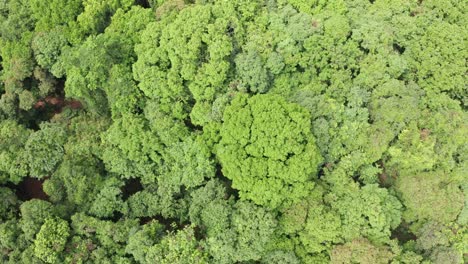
[0, 0, 466, 263]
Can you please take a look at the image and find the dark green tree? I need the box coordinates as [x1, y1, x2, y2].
[25, 122, 67, 179]
[0, 120, 30, 183]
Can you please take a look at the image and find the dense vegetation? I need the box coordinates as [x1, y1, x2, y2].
[0, 0, 466, 263]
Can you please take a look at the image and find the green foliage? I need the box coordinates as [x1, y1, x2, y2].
[161, 135, 215, 188]
[262, 250, 300, 264]
[0, 219, 24, 262]
[386, 123, 437, 173]
[217, 94, 323, 209]
[105, 64, 144, 117]
[70, 212, 140, 261]
[151, 134, 216, 218]
[25, 123, 67, 178]
[414, 221, 465, 263]
[18, 90, 35, 111]
[19, 200, 56, 241]
[416, 222, 451, 252]
[326, 183, 402, 243]
[127, 190, 160, 218]
[146, 226, 208, 264]
[201, 200, 277, 263]
[404, 19, 466, 100]
[67, 0, 135, 44]
[321, 176, 400, 234]
[0, 187, 18, 221]
[392, 250, 424, 264]
[299, 201, 342, 254]
[89, 177, 127, 218]
[397, 171, 464, 226]
[125, 221, 164, 263]
[235, 49, 270, 93]
[0, 0, 35, 41]
[58, 35, 112, 112]
[102, 113, 162, 183]
[0, 120, 30, 183]
[330, 238, 394, 264]
[429, 247, 462, 264]
[30, 0, 82, 32]
[0, 1, 466, 263]
[53, 156, 103, 207]
[33, 217, 70, 263]
[32, 29, 68, 71]
[279, 183, 401, 259]
[134, 2, 235, 123]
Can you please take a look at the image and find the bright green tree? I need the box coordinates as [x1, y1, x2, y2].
[134, 2, 235, 123]
[217, 93, 323, 209]
[146, 226, 208, 264]
[34, 217, 70, 264]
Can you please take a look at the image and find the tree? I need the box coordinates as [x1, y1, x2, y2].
[385, 122, 437, 174]
[44, 114, 110, 207]
[328, 183, 402, 243]
[189, 179, 234, 237]
[204, 200, 277, 263]
[70, 212, 140, 261]
[414, 221, 465, 264]
[24, 122, 67, 179]
[146, 226, 208, 264]
[89, 177, 127, 218]
[67, 0, 135, 45]
[105, 64, 144, 117]
[57, 35, 112, 113]
[0, 120, 30, 183]
[330, 238, 394, 264]
[162, 135, 215, 188]
[126, 190, 161, 218]
[55, 5, 152, 114]
[191, 180, 277, 263]
[217, 93, 323, 209]
[0, 219, 25, 262]
[369, 81, 423, 137]
[0, 187, 18, 221]
[133, 2, 235, 123]
[234, 49, 270, 93]
[104, 6, 154, 64]
[429, 247, 462, 264]
[299, 202, 343, 254]
[396, 170, 464, 226]
[32, 29, 68, 71]
[156, 135, 215, 217]
[262, 250, 300, 264]
[392, 250, 424, 264]
[404, 18, 466, 100]
[101, 113, 162, 184]
[125, 221, 164, 263]
[30, 0, 82, 32]
[19, 200, 56, 241]
[33, 217, 70, 263]
[276, 186, 342, 257]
